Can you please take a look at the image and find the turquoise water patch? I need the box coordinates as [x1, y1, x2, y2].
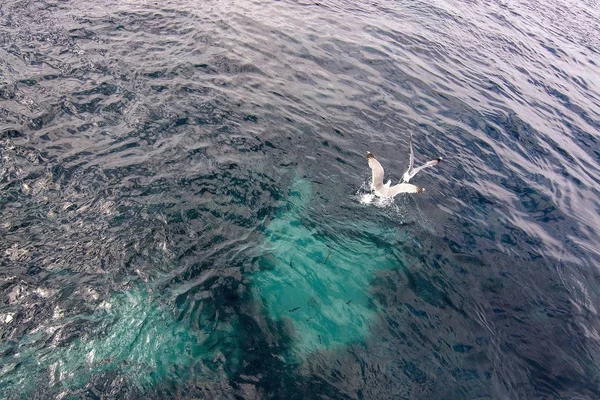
[0, 287, 233, 398]
[251, 176, 407, 358]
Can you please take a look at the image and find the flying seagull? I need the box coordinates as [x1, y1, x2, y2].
[367, 152, 424, 197]
[401, 133, 442, 183]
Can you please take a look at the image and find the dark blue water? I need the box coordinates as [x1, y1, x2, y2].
[1, 0, 600, 398]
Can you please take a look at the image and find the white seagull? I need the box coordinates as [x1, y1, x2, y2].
[367, 152, 424, 197]
[401, 133, 442, 183]
[367, 134, 442, 198]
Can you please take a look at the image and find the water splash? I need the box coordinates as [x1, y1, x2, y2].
[356, 180, 395, 208]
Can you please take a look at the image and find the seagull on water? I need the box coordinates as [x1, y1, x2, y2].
[367, 134, 442, 198]
[367, 152, 424, 197]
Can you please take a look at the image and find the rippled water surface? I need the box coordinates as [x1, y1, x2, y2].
[1, 0, 600, 398]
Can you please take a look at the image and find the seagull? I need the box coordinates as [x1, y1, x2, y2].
[401, 133, 442, 183]
[367, 152, 424, 197]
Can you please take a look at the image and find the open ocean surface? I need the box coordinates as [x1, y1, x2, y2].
[1, 0, 600, 398]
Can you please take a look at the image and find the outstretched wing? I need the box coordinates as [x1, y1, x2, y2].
[387, 183, 424, 197]
[408, 133, 415, 171]
[402, 133, 416, 183]
[367, 152, 384, 191]
[411, 157, 442, 176]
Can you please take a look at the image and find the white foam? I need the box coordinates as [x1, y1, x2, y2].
[356, 181, 396, 208]
[358, 193, 375, 205]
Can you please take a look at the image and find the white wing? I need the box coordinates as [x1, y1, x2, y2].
[367, 152, 384, 191]
[411, 157, 442, 177]
[387, 183, 424, 197]
[402, 133, 415, 182]
[408, 133, 415, 171]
